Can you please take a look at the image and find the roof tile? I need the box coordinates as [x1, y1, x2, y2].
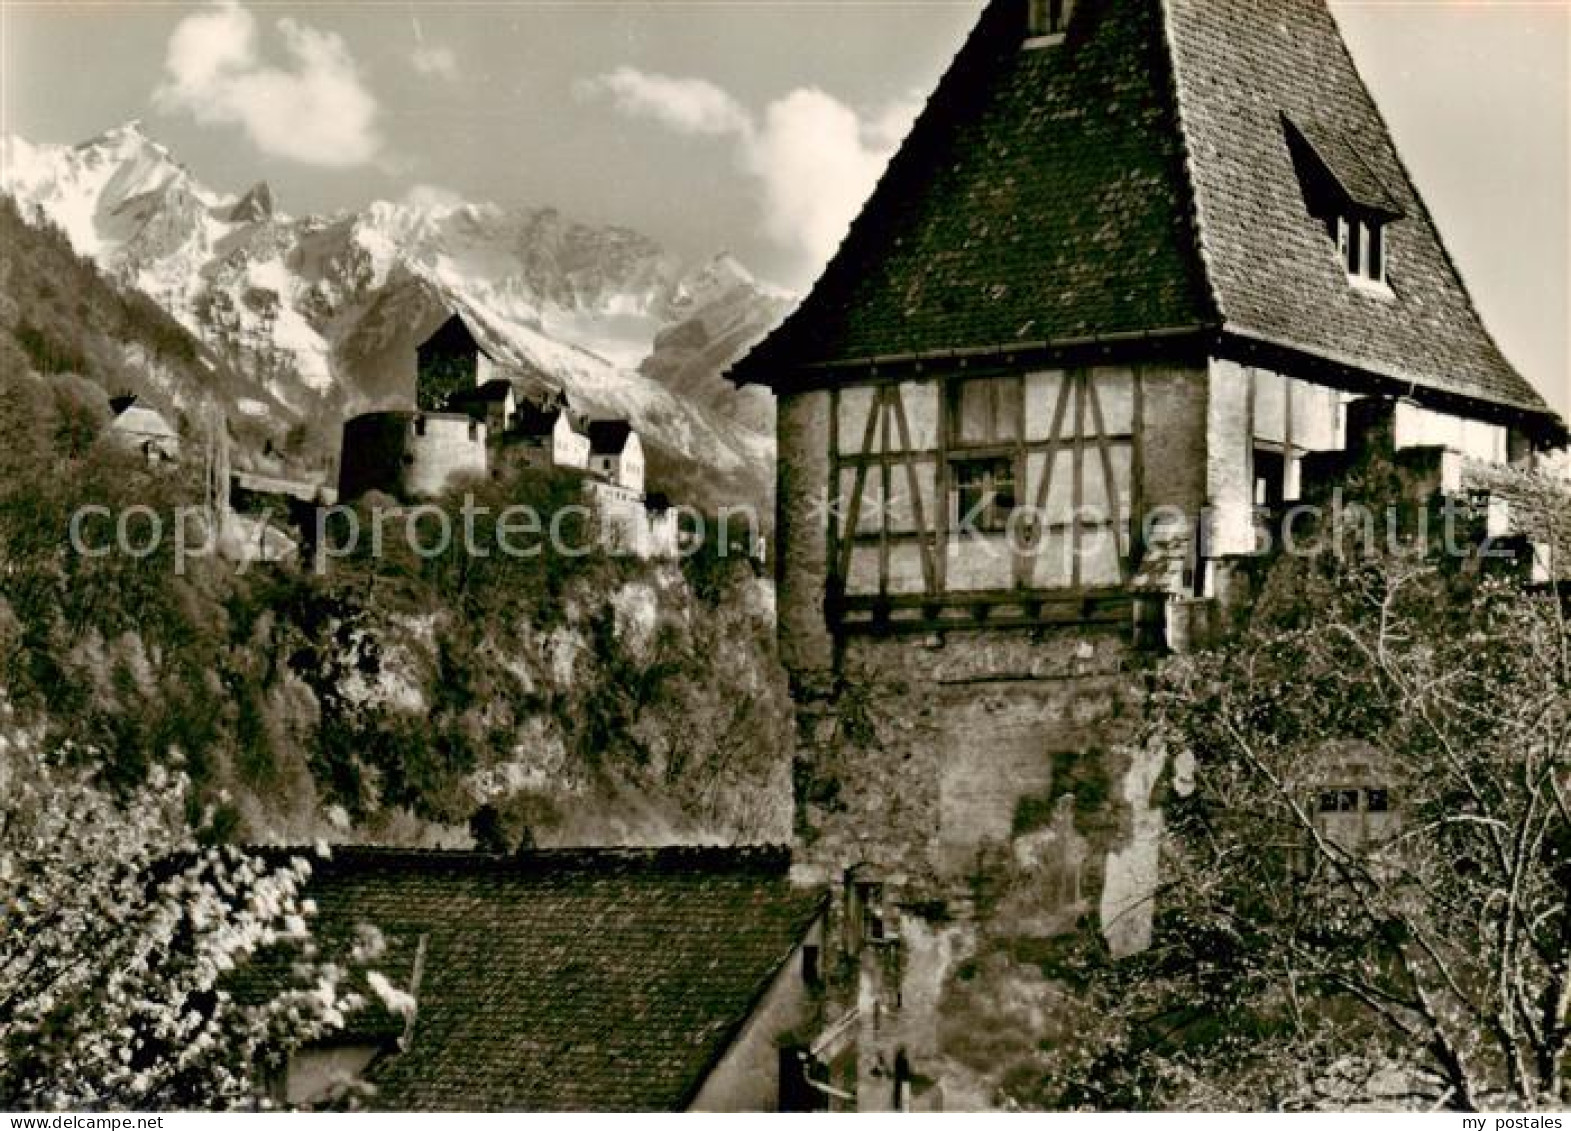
[733, 0, 1559, 431]
[261, 846, 823, 1112]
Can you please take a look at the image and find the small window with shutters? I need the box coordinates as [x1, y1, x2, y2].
[1330, 214, 1386, 285]
[947, 376, 1021, 533]
[1026, 0, 1073, 42]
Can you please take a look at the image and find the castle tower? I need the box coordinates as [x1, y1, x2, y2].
[730, 0, 1565, 1109]
[416, 312, 496, 413]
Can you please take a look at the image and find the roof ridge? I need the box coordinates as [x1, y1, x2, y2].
[252, 842, 799, 876]
[1155, 0, 1229, 331]
[1316, 1, 1539, 416]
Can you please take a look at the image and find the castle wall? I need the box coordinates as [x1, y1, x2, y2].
[775, 361, 1216, 917]
[338, 411, 488, 501]
[774, 360, 1225, 1107]
[589, 479, 679, 558]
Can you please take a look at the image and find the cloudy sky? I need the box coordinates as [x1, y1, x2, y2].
[0, 0, 1565, 414]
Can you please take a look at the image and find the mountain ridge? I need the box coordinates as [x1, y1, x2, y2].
[1, 121, 791, 506]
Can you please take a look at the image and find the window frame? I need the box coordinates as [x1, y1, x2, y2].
[1024, 0, 1071, 46]
[946, 375, 1023, 535]
[1330, 214, 1388, 287]
[951, 454, 1018, 534]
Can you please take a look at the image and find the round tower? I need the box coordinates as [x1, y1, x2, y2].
[338, 410, 488, 501]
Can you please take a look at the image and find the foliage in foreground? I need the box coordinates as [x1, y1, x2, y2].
[1010, 545, 1569, 1111]
[0, 714, 373, 1109]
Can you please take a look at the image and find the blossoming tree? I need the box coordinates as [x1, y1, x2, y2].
[1, 708, 371, 1109]
[1010, 539, 1568, 1110]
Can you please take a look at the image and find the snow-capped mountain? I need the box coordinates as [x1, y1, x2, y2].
[0, 122, 791, 502]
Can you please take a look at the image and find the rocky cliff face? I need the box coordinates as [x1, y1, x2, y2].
[1, 122, 792, 504]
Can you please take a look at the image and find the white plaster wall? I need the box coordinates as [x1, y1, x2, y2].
[1394, 401, 1507, 462]
[837, 385, 877, 452]
[687, 939, 818, 1112]
[1205, 358, 1256, 555]
[553, 415, 591, 469]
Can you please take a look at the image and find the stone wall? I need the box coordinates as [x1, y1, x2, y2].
[338, 411, 488, 501]
[791, 627, 1139, 885]
[783, 621, 1172, 1108]
[772, 360, 1233, 1108]
[775, 389, 836, 674]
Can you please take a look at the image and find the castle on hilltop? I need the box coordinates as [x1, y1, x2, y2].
[337, 312, 678, 557]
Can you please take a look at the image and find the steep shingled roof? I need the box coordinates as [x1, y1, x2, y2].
[1283, 114, 1402, 218]
[418, 312, 495, 363]
[264, 846, 824, 1111]
[1164, 0, 1545, 418]
[586, 419, 635, 456]
[732, 0, 1558, 432]
[736, 0, 1213, 379]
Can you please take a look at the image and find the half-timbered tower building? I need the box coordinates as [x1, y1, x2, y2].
[731, 0, 1566, 1108]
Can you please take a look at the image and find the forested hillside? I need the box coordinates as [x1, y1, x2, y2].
[0, 197, 306, 463]
[0, 226, 791, 847]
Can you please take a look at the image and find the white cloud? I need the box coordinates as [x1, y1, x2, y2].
[577, 66, 752, 139]
[582, 66, 919, 275]
[153, 0, 381, 168]
[400, 183, 466, 210]
[745, 88, 920, 272]
[865, 94, 924, 150]
[411, 44, 459, 82]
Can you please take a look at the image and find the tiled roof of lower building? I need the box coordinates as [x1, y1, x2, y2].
[262, 846, 824, 1111]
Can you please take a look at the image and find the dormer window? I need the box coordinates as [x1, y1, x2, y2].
[1284, 114, 1403, 290]
[1025, 0, 1072, 45]
[1329, 214, 1386, 284]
